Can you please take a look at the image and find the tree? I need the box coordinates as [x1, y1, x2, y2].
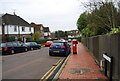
[65, 31, 68, 37]
[55, 31, 68, 39]
[81, 24, 95, 37]
[77, 12, 88, 31]
[86, 2, 118, 33]
[32, 32, 41, 40]
[77, 1, 119, 37]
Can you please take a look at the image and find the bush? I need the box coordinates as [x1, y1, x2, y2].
[26, 37, 31, 41]
[7, 36, 15, 42]
[108, 27, 120, 34]
[77, 37, 82, 42]
[18, 37, 22, 41]
[32, 32, 41, 41]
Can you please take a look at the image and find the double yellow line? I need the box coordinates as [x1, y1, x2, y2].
[40, 58, 65, 81]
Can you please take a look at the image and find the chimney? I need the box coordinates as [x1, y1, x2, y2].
[13, 10, 16, 15]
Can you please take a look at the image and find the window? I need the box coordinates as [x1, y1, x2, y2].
[12, 42, 18, 46]
[6, 43, 13, 47]
[51, 43, 64, 46]
[29, 27, 31, 32]
[22, 27, 25, 32]
[14, 26, 17, 32]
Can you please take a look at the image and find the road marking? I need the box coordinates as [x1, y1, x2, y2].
[44, 58, 64, 80]
[40, 66, 55, 80]
[40, 59, 62, 80]
[40, 58, 64, 81]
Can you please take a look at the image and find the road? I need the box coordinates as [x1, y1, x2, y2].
[2, 47, 65, 79]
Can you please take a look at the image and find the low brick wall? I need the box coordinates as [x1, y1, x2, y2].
[82, 32, 120, 80]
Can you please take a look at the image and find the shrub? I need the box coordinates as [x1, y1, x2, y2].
[77, 37, 82, 42]
[7, 36, 15, 42]
[108, 27, 120, 34]
[32, 32, 41, 41]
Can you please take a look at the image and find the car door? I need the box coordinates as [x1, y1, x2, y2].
[6, 42, 14, 52]
[12, 42, 20, 53]
[16, 42, 25, 52]
[32, 42, 38, 49]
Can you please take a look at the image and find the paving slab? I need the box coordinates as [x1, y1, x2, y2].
[58, 43, 108, 81]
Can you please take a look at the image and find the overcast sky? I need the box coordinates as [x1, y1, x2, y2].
[0, 0, 88, 32]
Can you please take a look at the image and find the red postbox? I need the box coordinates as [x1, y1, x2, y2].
[72, 39, 78, 54]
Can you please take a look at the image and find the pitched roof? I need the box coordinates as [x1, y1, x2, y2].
[35, 24, 43, 28]
[31, 23, 43, 28]
[43, 27, 50, 32]
[2, 13, 31, 27]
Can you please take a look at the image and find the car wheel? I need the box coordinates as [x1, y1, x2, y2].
[31, 48, 33, 50]
[24, 48, 28, 52]
[69, 50, 71, 54]
[11, 50, 14, 54]
[65, 51, 68, 56]
[49, 53, 53, 56]
[38, 47, 41, 49]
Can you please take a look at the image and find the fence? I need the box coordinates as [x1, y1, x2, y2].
[81, 32, 120, 80]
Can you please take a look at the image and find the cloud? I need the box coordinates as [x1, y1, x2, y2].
[0, 0, 86, 31]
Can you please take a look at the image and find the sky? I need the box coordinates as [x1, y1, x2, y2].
[0, 0, 88, 32]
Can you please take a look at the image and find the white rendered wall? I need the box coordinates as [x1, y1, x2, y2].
[4, 25, 34, 34]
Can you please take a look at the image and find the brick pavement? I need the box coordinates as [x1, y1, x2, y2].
[58, 43, 108, 81]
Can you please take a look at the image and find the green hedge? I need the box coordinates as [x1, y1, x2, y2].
[7, 36, 15, 42]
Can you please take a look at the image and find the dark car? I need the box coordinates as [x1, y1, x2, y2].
[22, 42, 41, 50]
[49, 41, 71, 56]
[1, 41, 28, 55]
[0, 46, 2, 55]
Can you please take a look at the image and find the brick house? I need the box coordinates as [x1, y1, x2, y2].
[2, 13, 34, 42]
[43, 27, 51, 39]
[31, 23, 44, 39]
[31, 23, 51, 39]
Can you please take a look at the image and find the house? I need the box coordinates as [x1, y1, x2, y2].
[50, 32, 56, 39]
[67, 30, 80, 38]
[2, 13, 34, 42]
[43, 27, 51, 39]
[31, 22, 51, 39]
[31, 23, 44, 39]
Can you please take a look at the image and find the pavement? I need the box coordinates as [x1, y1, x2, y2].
[57, 43, 108, 81]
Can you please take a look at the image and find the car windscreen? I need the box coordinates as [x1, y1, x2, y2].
[47, 41, 52, 43]
[14, 41, 22, 46]
[12, 42, 18, 46]
[51, 43, 64, 46]
[32, 42, 38, 45]
[25, 43, 31, 45]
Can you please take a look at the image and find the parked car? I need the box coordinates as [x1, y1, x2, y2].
[68, 39, 72, 42]
[22, 42, 41, 50]
[49, 41, 71, 56]
[0, 46, 2, 55]
[0, 41, 28, 55]
[44, 41, 53, 47]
